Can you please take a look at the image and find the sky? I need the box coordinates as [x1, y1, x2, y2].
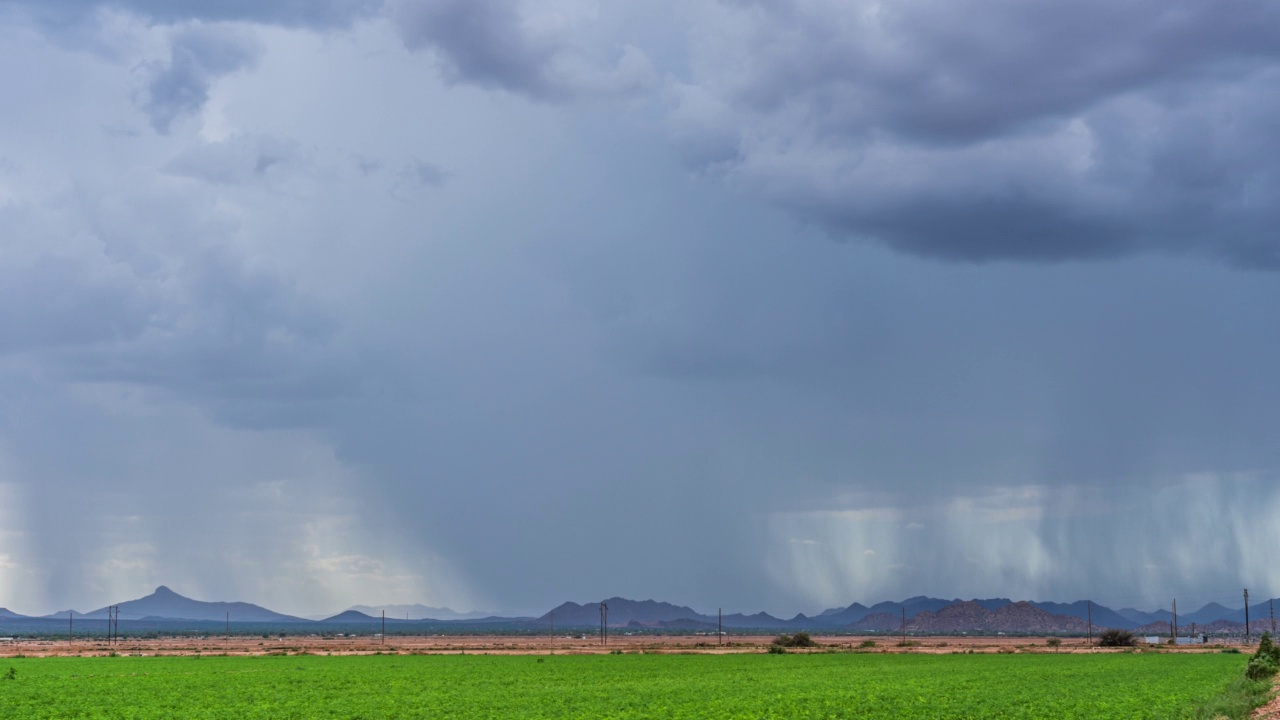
[1, 0, 1279, 619]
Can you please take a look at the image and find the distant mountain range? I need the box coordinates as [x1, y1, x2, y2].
[4, 586, 1277, 636]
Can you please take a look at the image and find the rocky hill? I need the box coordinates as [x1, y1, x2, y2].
[848, 612, 903, 631]
[906, 601, 1090, 634]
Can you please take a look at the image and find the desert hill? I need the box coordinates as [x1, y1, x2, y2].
[83, 586, 305, 623]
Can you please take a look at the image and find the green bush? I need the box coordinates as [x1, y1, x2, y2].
[772, 632, 819, 649]
[1245, 655, 1277, 681]
[3, 667, 15, 681]
[766, 644, 786, 654]
[858, 639, 877, 649]
[1245, 633, 1280, 680]
[1097, 629, 1136, 647]
[1256, 633, 1280, 664]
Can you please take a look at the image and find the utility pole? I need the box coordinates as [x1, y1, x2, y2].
[69, 610, 73, 647]
[226, 611, 230, 651]
[1172, 599, 1177, 642]
[1245, 589, 1251, 644]
[600, 602, 608, 647]
[382, 610, 386, 646]
[1087, 601, 1093, 646]
[901, 607, 906, 646]
[1271, 599, 1276, 636]
[718, 608, 722, 647]
[550, 610, 554, 655]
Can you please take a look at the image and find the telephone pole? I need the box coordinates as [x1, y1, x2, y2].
[226, 611, 230, 651]
[901, 607, 906, 646]
[718, 608, 722, 647]
[599, 602, 608, 647]
[1245, 589, 1251, 644]
[382, 610, 386, 646]
[1271, 599, 1275, 636]
[1087, 601, 1093, 646]
[1172, 599, 1177, 641]
[69, 610, 73, 647]
[550, 610, 554, 655]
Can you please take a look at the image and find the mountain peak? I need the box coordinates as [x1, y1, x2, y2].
[153, 585, 177, 596]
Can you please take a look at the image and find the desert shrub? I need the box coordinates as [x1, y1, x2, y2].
[1046, 638, 1062, 652]
[766, 644, 786, 654]
[1097, 629, 1136, 647]
[858, 640, 877, 649]
[772, 632, 818, 649]
[1245, 654, 1278, 680]
[1245, 633, 1280, 680]
[1222, 647, 1242, 654]
[1257, 633, 1280, 664]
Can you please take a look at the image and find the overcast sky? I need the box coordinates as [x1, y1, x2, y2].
[1, 0, 1279, 618]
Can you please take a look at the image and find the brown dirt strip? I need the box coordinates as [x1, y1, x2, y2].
[0, 634, 1249, 658]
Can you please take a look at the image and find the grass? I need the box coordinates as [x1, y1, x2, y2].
[0, 652, 1263, 719]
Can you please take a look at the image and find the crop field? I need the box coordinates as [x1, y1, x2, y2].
[0, 652, 1252, 719]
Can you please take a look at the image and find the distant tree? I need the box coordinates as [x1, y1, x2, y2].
[1046, 638, 1062, 653]
[1097, 629, 1136, 647]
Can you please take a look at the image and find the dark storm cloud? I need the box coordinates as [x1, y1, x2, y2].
[718, 0, 1280, 144]
[392, 0, 563, 99]
[672, 0, 1280, 266]
[138, 24, 260, 133]
[389, 0, 656, 100]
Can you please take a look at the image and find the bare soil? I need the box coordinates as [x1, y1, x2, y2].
[0, 634, 1248, 658]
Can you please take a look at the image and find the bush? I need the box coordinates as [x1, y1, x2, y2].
[3, 667, 15, 681]
[772, 632, 819, 649]
[1097, 629, 1136, 647]
[1046, 638, 1062, 652]
[1257, 633, 1280, 664]
[1245, 655, 1278, 681]
[858, 640, 877, 649]
[767, 644, 787, 654]
[1245, 633, 1280, 680]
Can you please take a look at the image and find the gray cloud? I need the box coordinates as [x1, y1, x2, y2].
[400, 159, 451, 187]
[165, 134, 304, 184]
[0, 180, 348, 432]
[2, 0, 380, 30]
[390, 0, 656, 100]
[6, 0, 1280, 618]
[669, 0, 1280, 266]
[137, 24, 261, 133]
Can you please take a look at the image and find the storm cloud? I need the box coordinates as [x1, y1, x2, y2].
[1, 0, 1279, 619]
[667, 0, 1280, 265]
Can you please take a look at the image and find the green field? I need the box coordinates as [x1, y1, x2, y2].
[0, 652, 1257, 719]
